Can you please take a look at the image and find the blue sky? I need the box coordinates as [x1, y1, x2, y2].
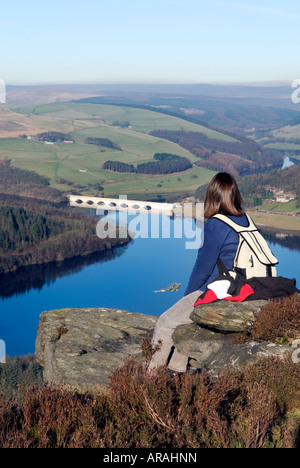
[1, 0, 300, 85]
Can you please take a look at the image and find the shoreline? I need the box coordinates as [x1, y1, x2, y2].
[246, 210, 300, 234]
[177, 203, 300, 234]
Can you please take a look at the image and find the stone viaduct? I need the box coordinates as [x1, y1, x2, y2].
[68, 195, 181, 216]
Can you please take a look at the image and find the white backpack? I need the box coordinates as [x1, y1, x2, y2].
[213, 213, 278, 279]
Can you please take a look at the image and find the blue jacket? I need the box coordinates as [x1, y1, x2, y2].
[184, 214, 249, 296]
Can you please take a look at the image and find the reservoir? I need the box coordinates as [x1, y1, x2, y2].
[0, 211, 300, 357]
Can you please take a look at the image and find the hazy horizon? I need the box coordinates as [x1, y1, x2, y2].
[1, 0, 299, 86]
[5, 80, 293, 87]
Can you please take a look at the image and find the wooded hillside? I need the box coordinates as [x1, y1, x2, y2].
[237, 165, 300, 207]
[0, 161, 65, 203]
[150, 130, 283, 176]
[196, 165, 300, 208]
[0, 163, 131, 274]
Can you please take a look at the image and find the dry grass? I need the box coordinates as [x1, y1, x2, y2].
[1, 296, 299, 448]
[232, 294, 300, 345]
[0, 107, 56, 138]
[0, 352, 299, 448]
[251, 294, 300, 344]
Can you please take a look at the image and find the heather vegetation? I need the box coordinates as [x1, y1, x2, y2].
[249, 294, 300, 343]
[0, 295, 299, 448]
[0, 353, 298, 448]
[0, 355, 43, 400]
[231, 294, 300, 347]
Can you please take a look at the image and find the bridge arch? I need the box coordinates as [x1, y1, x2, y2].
[68, 195, 178, 215]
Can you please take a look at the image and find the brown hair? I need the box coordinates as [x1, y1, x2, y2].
[204, 172, 244, 219]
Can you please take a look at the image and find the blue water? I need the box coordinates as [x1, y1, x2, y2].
[0, 212, 299, 356]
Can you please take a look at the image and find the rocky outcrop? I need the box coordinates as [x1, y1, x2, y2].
[36, 301, 297, 391]
[35, 308, 157, 391]
[173, 300, 293, 377]
[190, 300, 267, 333]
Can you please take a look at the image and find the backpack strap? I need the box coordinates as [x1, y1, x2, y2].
[213, 213, 256, 233]
[217, 257, 230, 276]
[212, 213, 278, 266]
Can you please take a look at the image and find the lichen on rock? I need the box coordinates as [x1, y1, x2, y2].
[35, 308, 157, 391]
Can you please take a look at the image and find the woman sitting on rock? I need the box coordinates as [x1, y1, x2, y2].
[148, 172, 258, 375]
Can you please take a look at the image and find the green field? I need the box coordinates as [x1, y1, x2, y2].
[270, 123, 300, 141]
[0, 103, 221, 199]
[12, 103, 237, 141]
[256, 200, 298, 213]
[265, 142, 300, 151]
[264, 143, 300, 163]
[261, 123, 300, 161]
[249, 210, 300, 232]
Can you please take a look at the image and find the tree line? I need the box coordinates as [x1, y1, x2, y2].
[85, 137, 122, 151]
[34, 132, 74, 143]
[112, 121, 131, 128]
[103, 153, 192, 175]
[0, 163, 131, 274]
[0, 161, 65, 203]
[102, 160, 135, 173]
[0, 202, 131, 275]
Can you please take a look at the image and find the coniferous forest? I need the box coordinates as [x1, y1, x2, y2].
[0, 162, 130, 274]
[103, 153, 192, 175]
